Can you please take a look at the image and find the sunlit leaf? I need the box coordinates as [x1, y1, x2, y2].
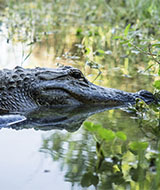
[113, 36, 124, 40]
[129, 141, 149, 151]
[83, 121, 93, 130]
[98, 128, 115, 141]
[153, 80, 160, 90]
[93, 123, 102, 130]
[128, 42, 132, 47]
[124, 24, 131, 37]
[84, 122, 101, 132]
[85, 47, 91, 54]
[152, 43, 160, 48]
[94, 49, 105, 56]
[116, 131, 127, 141]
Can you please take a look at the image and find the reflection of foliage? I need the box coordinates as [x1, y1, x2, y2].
[40, 118, 160, 190]
[40, 131, 98, 186]
[129, 99, 160, 140]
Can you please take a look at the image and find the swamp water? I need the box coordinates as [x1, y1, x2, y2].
[0, 32, 159, 190]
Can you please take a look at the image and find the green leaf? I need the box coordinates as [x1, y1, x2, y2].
[81, 172, 92, 187]
[97, 128, 115, 141]
[97, 49, 105, 54]
[120, 40, 130, 44]
[90, 175, 99, 186]
[116, 131, 127, 141]
[81, 172, 99, 187]
[128, 42, 132, 47]
[93, 123, 102, 130]
[153, 80, 160, 90]
[113, 36, 124, 40]
[124, 24, 131, 37]
[129, 141, 149, 151]
[77, 28, 82, 32]
[84, 122, 102, 132]
[152, 43, 160, 48]
[85, 47, 91, 54]
[76, 28, 82, 36]
[84, 121, 93, 131]
[94, 49, 105, 56]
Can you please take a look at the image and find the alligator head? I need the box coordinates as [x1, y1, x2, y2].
[0, 66, 155, 112]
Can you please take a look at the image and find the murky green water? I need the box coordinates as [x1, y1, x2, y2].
[0, 16, 159, 190]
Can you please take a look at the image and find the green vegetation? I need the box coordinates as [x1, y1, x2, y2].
[40, 117, 160, 190]
[0, 0, 159, 74]
[1, 0, 160, 83]
[1, 0, 160, 189]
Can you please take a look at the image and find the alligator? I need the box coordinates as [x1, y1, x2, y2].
[0, 65, 155, 114]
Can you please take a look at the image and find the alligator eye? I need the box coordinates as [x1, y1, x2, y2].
[70, 71, 83, 79]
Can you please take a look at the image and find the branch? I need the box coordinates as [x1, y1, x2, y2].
[130, 42, 160, 64]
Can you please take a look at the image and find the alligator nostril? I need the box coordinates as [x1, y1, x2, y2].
[139, 90, 154, 98]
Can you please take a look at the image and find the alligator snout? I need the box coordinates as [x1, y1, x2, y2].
[136, 90, 156, 104]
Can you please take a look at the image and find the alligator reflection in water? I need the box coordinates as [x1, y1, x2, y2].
[0, 105, 124, 131]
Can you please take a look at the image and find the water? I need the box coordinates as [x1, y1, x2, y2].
[0, 129, 71, 190]
[0, 31, 158, 190]
[0, 33, 75, 190]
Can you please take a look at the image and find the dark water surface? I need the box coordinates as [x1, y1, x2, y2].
[0, 32, 157, 190]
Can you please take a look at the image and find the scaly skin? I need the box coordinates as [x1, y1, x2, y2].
[0, 66, 155, 112]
